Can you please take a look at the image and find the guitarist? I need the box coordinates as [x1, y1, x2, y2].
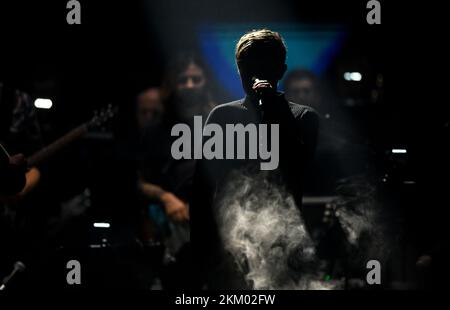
[135, 83, 198, 290]
[0, 82, 42, 203]
[1, 82, 43, 285]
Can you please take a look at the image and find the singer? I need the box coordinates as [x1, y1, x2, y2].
[190, 29, 319, 289]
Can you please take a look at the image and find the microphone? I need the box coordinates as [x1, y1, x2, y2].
[251, 77, 273, 106]
[0, 261, 26, 290]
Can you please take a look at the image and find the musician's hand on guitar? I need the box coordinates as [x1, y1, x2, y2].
[160, 192, 189, 222]
[9, 153, 26, 166]
[138, 180, 189, 222]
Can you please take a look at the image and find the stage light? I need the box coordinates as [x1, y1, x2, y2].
[344, 72, 362, 81]
[34, 98, 53, 109]
[392, 149, 407, 154]
[93, 222, 110, 228]
[351, 72, 362, 81]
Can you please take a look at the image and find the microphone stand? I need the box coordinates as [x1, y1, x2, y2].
[0, 261, 26, 290]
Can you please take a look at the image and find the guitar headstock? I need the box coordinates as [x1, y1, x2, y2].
[88, 104, 118, 130]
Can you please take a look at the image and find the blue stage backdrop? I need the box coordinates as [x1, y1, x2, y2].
[197, 23, 347, 99]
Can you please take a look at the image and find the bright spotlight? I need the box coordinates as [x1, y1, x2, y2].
[34, 98, 53, 109]
[350, 72, 362, 81]
[93, 222, 110, 228]
[344, 72, 362, 82]
[392, 149, 407, 154]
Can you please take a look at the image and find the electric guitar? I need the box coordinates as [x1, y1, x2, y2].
[0, 104, 117, 201]
[27, 104, 117, 167]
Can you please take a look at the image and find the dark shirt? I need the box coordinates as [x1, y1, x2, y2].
[138, 120, 195, 203]
[190, 92, 319, 288]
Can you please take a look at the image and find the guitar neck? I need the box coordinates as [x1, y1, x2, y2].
[27, 123, 89, 167]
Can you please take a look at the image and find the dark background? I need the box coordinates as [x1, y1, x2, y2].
[0, 0, 447, 149]
[1, 0, 448, 202]
[0, 0, 449, 289]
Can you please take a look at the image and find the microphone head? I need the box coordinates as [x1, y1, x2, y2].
[14, 261, 26, 272]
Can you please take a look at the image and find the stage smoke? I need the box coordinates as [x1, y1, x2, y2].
[216, 172, 392, 290]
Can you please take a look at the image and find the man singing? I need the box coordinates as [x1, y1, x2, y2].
[190, 29, 319, 289]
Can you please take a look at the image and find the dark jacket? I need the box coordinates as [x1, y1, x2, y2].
[190, 93, 319, 288]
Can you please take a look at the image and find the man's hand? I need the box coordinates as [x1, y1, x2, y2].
[138, 179, 189, 222]
[160, 192, 190, 222]
[252, 78, 274, 97]
[252, 78, 282, 113]
[9, 153, 26, 166]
